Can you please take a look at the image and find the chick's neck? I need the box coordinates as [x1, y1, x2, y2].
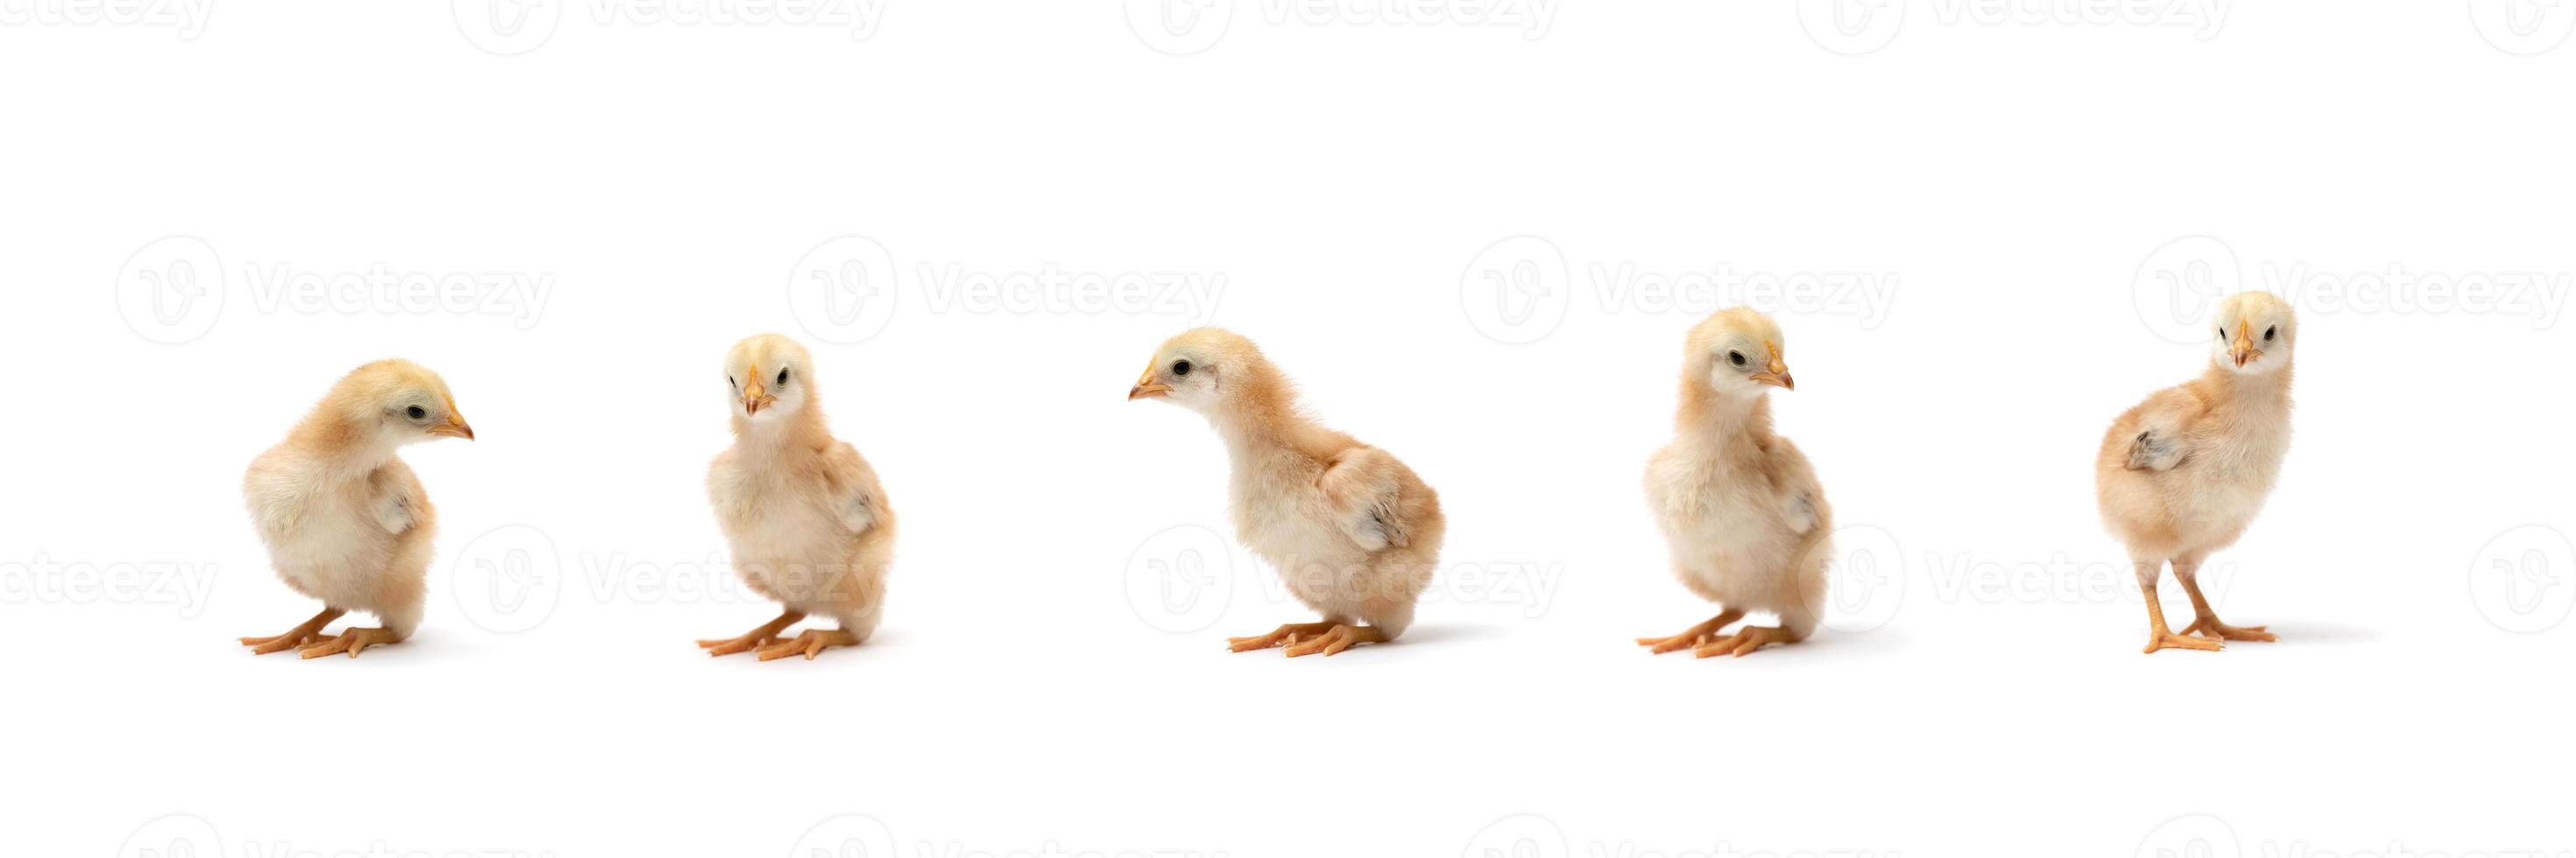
[1673, 382, 1777, 449]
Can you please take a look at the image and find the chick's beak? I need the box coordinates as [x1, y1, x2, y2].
[1126, 366, 1170, 401]
[2230, 319, 2262, 368]
[742, 365, 778, 415]
[1750, 340, 1796, 390]
[429, 414, 476, 440]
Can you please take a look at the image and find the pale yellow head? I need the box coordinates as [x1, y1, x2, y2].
[723, 334, 817, 422]
[1126, 327, 1272, 416]
[2210, 292, 2296, 375]
[1684, 306, 1796, 396]
[332, 359, 475, 444]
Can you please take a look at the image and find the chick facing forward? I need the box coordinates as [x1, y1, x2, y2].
[239, 360, 475, 659]
[1636, 308, 1832, 658]
[2097, 292, 2296, 654]
[1127, 327, 1444, 658]
[699, 334, 896, 662]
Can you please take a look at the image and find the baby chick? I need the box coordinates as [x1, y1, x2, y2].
[1127, 327, 1444, 658]
[699, 334, 895, 662]
[239, 360, 475, 659]
[1636, 308, 1832, 658]
[2097, 292, 2296, 654]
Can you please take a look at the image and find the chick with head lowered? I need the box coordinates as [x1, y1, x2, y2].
[1127, 327, 1445, 658]
[2097, 292, 2297, 654]
[1636, 308, 1833, 658]
[240, 359, 475, 659]
[699, 334, 896, 662]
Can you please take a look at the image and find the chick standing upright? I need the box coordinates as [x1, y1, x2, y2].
[240, 360, 475, 659]
[1127, 328, 1444, 658]
[699, 334, 895, 662]
[2097, 292, 2296, 654]
[1637, 308, 1833, 658]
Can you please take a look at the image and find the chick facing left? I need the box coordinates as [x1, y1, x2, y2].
[1126, 327, 1446, 658]
[699, 334, 897, 662]
[239, 359, 475, 659]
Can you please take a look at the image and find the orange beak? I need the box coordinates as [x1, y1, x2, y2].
[2230, 319, 2262, 368]
[427, 394, 476, 440]
[1750, 340, 1795, 390]
[1126, 365, 1171, 401]
[742, 364, 778, 415]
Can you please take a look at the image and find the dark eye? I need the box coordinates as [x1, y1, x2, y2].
[728, 376, 737, 389]
[2263, 326, 2276, 341]
[2217, 327, 2227, 341]
[1727, 351, 1747, 367]
[775, 368, 789, 385]
[406, 406, 427, 420]
[1171, 360, 1192, 376]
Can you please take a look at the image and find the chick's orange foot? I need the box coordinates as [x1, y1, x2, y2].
[242, 608, 349, 655]
[1225, 622, 1343, 652]
[2181, 617, 2276, 643]
[2143, 629, 2225, 654]
[1279, 623, 1387, 658]
[697, 612, 808, 657]
[1692, 625, 1796, 658]
[298, 627, 400, 659]
[1636, 609, 1747, 655]
[755, 628, 860, 662]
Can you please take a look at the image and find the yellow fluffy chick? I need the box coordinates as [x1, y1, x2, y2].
[2097, 292, 2297, 654]
[1636, 308, 1833, 658]
[1127, 327, 1445, 658]
[239, 360, 475, 659]
[698, 334, 896, 662]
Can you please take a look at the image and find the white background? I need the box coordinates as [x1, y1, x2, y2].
[4, 2, 2573, 856]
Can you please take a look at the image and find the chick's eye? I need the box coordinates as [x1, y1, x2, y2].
[2218, 327, 2227, 341]
[2264, 326, 2276, 341]
[406, 406, 427, 420]
[776, 369, 788, 385]
[1728, 351, 1747, 368]
[1171, 360, 1192, 376]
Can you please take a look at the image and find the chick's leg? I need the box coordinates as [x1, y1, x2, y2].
[2137, 559, 2222, 654]
[1281, 623, 1387, 658]
[240, 607, 347, 655]
[756, 628, 860, 662]
[697, 610, 808, 657]
[1227, 622, 1344, 652]
[2173, 557, 2276, 644]
[1637, 608, 1745, 655]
